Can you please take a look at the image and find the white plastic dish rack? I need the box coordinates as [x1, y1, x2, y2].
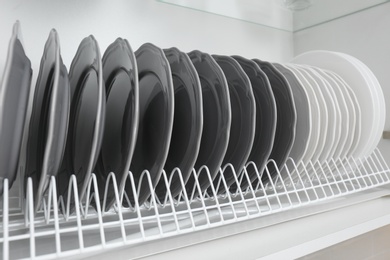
[1, 148, 390, 259]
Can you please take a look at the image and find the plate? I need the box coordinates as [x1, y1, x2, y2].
[0, 21, 32, 195]
[299, 65, 337, 163]
[312, 67, 349, 160]
[309, 67, 342, 161]
[328, 71, 362, 157]
[154, 47, 203, 200]
[24, 29, 70, 211]
[343, 54, 385, 156]
[94, 38, 139, 210]
[285, 64, 320, 164]
[274, 63, 311, 164]
[213, 55, 256, 192]
[186, 50, 231, 196]
[57, 35, 106, 207]
[325, 70, 356, 159]
[292, 51, 378, 159]
[292, 65, 328, 163]
[232, 56, 276, 189]
[253, 59, 296, 180]
[128, 43, 174, 205]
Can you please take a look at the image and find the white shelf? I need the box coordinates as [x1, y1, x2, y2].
[74, 187, 390, 260]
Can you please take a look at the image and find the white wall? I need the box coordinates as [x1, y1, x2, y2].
[294, 2, 390, 164]
[0, 0, 293, 81]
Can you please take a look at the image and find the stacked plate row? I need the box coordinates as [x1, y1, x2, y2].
[0, 22, 385, 210]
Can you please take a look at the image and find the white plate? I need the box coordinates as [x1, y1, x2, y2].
[312, 67, 349, 160]
[292, 51, 377, 159]
[330, 72, 362, 157]
[325, 70, 357, 159]
[293, 65, 328, 163]
[274, 63, 311, 164]
[343, 54, 385, 156]
[300, 65, 338, 163]
[338, 54, 380, 158]
[286, 64, 320, 164]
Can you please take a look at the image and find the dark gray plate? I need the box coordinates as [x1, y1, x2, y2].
[94, 38, 139, 210]
[186, 50, 231, 196]
[57, 36, 105, 208]
[232, 56, 277, 190]
[253, 59, 296, 181]
[154, 47, 203, 200]
[273, 63, 310, 164]
[0, 21, 31, 195]
[24, 29, 70, 211]
[127, 43, 174, 205]
[212, 55, 256, 193]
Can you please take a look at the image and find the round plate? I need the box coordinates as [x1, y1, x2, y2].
[186, 50, 231, 195]
[129, 43, 174, 205]
[343, 54, 385, 156]
[232, 56, 276, 189]
[274, 63, 311, 164]
[286, 64, 320, 164]
[57, 35, 105, 207]
[0, 21, 32, 195]
[299, 65, 337, 163]
[25, 29, 70, 211]
[330, 72, 362, 157]
[94, 38, 139, 210]
[292, 51, 378, 159]
[293, 65, 328, 163]
[312, 67, 349, 160]
[154, 47, 203, 200]
[324, 70, 356, 159]
[213, 55, 256, 192]
[253, 59, 296, 181]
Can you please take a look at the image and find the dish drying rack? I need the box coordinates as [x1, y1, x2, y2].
[1, 148, 390, 259]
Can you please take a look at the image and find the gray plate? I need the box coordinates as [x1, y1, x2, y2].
[94, 38, 139, 210]
[212, 55, 256, 193]
[154, 47, 203, 200]
[232, 56, 277, 190]
[24, 29, 70, 211]
[253, 59, 296, 181]
[274, 63, 311, 164]
[0, 21, 32, 195]
[57, 36, 105, 208]
[186, 50, 231, 196]
[128, 43, 174, 205]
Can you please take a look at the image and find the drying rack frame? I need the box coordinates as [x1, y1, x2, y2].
[1, 148, 390, 259]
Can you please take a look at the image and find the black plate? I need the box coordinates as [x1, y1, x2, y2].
[0, 21, 31, 195]
[57, 36, 105, 208]
[24, 30, 70, 211]
[94, 38, 139, 210]
[186, 50, 231, 196]
[154, 47, 203, 200]
[126, 43, 174, 206]
[232, 56, 276, 190]
[252, 59, 296, 181]
[212, 55, 256, 193]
